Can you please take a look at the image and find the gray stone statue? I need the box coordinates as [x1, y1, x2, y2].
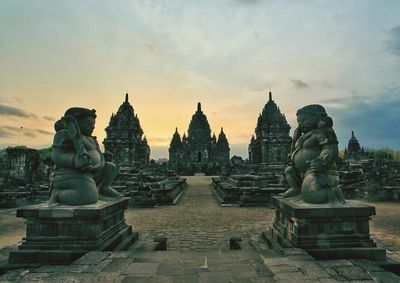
[283, 104, 345, 204]
[49, 107, 120, 205]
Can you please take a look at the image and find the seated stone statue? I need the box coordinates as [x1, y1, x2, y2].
[283, 104, 345, 204]
[49, 107, 120, 205]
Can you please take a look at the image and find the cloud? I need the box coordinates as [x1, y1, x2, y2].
[0, 126, 22, 138]
[236, 0, 261, 5]
[36, 129, 53, 135]
[0, 126, 51, 139]
[386, 26, 400, 56]
[23, 132, 36, 138]
[42, 116, 55, 121]
[291, 79, 309, 89]
[324, 90, 400, 150]
[0, 104, 38, 119]
[0, 128, 14, 138]
[3, 126, 22, 132]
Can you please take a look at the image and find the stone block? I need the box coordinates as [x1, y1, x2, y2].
[269, 196, 386, 260]
[9, 198, 137, 264]
[332, 265, 371, 281]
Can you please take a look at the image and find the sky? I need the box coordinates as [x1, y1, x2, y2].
[0, 0, 399, 159]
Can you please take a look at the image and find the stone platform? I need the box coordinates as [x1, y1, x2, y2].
[212, 176, 285, 206]
[8, 197, 137, 264]
[267, 196, 386, 260]
[128, 177, 187, 207]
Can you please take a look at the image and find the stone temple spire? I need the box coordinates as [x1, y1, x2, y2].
[217, 127, 230, 151]
[269, 91, 272, 101]
[197, 102, 202, 112]
[103, 92, 150, 166]
[170, 127, 182, 147]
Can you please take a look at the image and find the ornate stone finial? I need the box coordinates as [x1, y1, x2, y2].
[125, 93, 129, 103]
[221, 127, 224, 133]
[352, 131, 355, 138]
[175, 127, 178, 133]
[197, 102, 201, 112]
[269, 91, 272, 101]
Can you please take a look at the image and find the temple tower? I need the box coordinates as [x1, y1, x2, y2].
[103, 93, 150, 167]
[344, 131, 364, 160]
[248, 91, 291, 165]
[168, 102, 230, 174]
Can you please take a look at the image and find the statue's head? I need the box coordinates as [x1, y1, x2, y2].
[296, 104, 332, 133]
[55, 108, 97, 136]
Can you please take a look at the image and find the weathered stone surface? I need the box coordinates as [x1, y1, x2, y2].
[370, 271, 400, 282]
[349, 259, 385, 272]
[267, 264, 299, 273]
[269, 196, 386, 260]
[212, 175, 286, 207]
[331, 265, 372, 281]
[9, 198, 136, 264]
[73, 251, 111, 265]
[123, 262, 160, 275]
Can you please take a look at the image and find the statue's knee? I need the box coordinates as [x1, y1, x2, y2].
[55, 180, 98, 205]
[104, 162, 118, 175]
[285, 166, 294, 177]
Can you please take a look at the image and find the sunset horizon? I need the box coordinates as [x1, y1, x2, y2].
[1, 1, 399, 159]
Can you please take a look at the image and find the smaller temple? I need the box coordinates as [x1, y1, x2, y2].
[169, 102, 230, 175]
[248, 91, 291, 165]
[344, 131, 365, 160]
[103, 93, 150, 167]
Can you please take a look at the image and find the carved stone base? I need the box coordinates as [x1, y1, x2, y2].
[212, 177, 285, 206]
[268, 196, 386, 260]
[128, 178, 187, 207]
[9, 197, 137, 264]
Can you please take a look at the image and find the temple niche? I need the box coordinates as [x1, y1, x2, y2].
[169, 102, 230, 175]
[344, 131, 365, 160]
[248, 92, 292, 165]
[103, 93, 150, 167]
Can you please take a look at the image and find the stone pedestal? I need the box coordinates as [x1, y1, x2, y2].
[268, 196, 386, 260]
[9, 197, 138, 264]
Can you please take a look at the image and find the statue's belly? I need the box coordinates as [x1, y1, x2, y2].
[87, 150, 103, 172]
[292, 148, 320, 173]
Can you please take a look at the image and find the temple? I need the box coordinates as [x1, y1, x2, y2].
[248, 91, 291, 165]
[344, 130, 365, 160]
[103, 93, 150, 167]
[169, 102, 230, 175]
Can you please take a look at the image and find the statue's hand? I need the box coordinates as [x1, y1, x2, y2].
[73, 153, 92, 170]
[307, 157, 325, 172]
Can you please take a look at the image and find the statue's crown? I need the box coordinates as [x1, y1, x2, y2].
[296, 104, 327, 116]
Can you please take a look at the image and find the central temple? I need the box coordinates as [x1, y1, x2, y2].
[169, 102, 230, 175]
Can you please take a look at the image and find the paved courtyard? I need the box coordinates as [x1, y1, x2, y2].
[0, 176, 399, 282]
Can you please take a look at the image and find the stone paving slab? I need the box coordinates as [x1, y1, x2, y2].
[123, 262, 160, 276]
